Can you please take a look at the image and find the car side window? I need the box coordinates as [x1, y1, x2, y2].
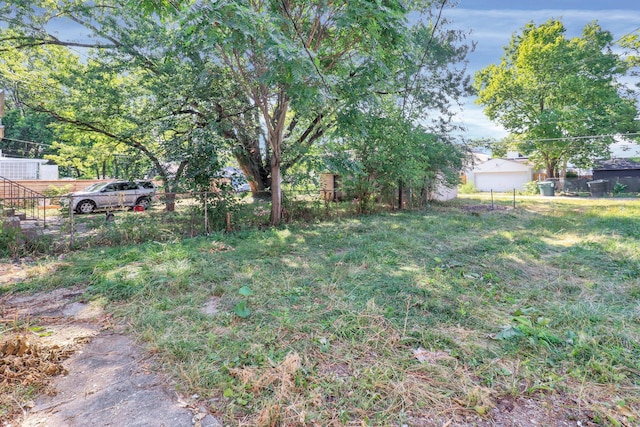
[103, 184, 116, 192]
[124, 182, 138, 190]
[138, 181, 154, 189]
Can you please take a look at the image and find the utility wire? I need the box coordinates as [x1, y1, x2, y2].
[480, 132, 640, 146]
[613, 26, 640, 45]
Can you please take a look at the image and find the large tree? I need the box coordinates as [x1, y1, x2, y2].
[474, 20, 638, 178]
[182, 0, 472, 223]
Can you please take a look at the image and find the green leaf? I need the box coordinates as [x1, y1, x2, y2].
[513, 315, 532, 327]
[238, 286, 253, 297]
[234, 301, 251, 318]
[223, 388, 234, 398]
[494, 326, 524, 340]
[536, 316, 551, 327]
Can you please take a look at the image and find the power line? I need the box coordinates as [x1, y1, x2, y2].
[481, 132, 640, 146]
[613, 26, 640, 45]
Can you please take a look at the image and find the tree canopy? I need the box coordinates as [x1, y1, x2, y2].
[1, 0, 472, 222]
[474, 20, 639, 177]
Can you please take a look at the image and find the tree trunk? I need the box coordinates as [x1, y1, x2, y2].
[234, 143, 270, 198]
[270, 155, 282, 225]
[264, 95, 289, 225]
[546, 160, 558, 179]
[164, 191, 176, 212]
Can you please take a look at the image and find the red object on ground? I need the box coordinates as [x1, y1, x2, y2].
[133, 205, 144, 212]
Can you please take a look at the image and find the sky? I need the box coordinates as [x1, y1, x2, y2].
[444, 0, 640, 141]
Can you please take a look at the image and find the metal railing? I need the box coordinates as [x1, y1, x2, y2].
[0, 176, 46, 222]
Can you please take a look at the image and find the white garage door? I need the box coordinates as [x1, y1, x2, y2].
[474, 172, 531, 192]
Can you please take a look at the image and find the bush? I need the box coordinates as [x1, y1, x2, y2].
[42, 184, 73, 198]
[0, 221, 24, 258]
[459, 182, 478, 194]
[613, 182, 627, 195]
[518, 181, 540, 196]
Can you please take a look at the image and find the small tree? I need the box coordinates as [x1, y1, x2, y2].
[329, 104, 465, 212]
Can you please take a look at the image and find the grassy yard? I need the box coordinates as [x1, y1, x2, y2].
[2, 195, 639, 425]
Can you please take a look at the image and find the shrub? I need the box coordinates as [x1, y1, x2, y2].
[42, 184, 73, 198]
[613, 182, 627, 195]
[459, 182, 478, 194]
[0, 221, 24, 258]
[518, 181, 540, 196]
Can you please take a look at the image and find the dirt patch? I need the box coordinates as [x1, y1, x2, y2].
[201, 297, 220, 316]
[0, 287, 220, 427]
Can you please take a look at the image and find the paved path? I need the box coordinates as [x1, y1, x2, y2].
[2, 287, 220, 427]
[21, 332, 199, 427]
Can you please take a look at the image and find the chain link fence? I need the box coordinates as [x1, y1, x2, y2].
[1, 188, 370, 256]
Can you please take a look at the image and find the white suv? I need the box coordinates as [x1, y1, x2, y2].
[61, 180, 157, 214]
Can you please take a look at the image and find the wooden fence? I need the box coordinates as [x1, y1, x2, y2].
[0, 180, 110, 199]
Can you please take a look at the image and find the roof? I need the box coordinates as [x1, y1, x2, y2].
[473, 158, 534, 174]
[593, 159, 640, 171]
[0, 156, 49, 164]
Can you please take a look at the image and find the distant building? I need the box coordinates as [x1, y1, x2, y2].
[465, 151, 535, 192]
[0, 152, 59, 180]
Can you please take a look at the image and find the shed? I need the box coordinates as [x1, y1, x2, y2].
[320, 173, 344, 201]
[468, 158, 534, 192]
[592, 159, 640, 181]
[592, 159, 640, 193]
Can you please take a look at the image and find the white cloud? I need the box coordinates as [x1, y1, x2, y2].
[452, 103, 509, 141]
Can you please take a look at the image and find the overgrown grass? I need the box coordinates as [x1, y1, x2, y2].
[14, 194, 362, 256]
[3, 195, 640, 425]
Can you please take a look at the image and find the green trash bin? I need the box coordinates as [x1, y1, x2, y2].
[538, 181, 555, 196]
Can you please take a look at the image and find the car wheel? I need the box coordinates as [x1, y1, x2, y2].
[76, 200, 96, 214]
[135, 197, 151, 210]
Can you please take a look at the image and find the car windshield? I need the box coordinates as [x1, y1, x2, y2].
[81, 183, 107, 192]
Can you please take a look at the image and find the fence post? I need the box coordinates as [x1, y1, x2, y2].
[491, 189, 494, 210]
[513, 188, 516, 209]
[69, 202, 74, 248]
[204, 192, 208, 235]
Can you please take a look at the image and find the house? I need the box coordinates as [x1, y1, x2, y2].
[467, 153, 535, 192]
[0, 153, 59, 180]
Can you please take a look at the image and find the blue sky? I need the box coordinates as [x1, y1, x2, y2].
[445, 0, 640, 140]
